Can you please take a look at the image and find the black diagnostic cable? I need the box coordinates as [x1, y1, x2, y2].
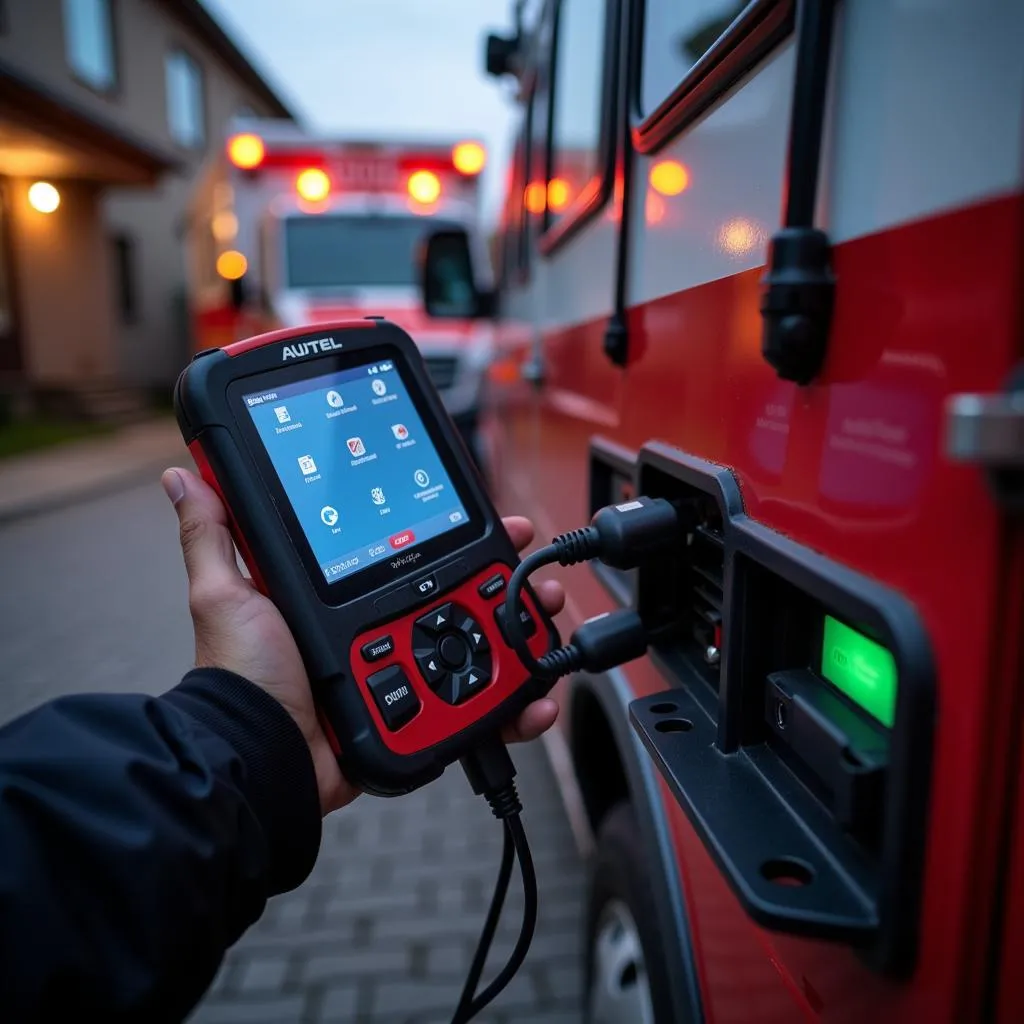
[506, 495, 688, 681]
[451, 496, 689, 1022]
[453, 741, 538, 1024]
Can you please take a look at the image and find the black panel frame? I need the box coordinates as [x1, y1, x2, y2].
[626, 441, 936, 975]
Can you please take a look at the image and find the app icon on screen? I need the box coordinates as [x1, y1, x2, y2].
[371, 487, 387, 506]
[326, 390, 344, 408]
[372, 379, 388, 397]
[298, 455, 317, 475]
[274, 406, 291, 424]
[391, 423, 409, 440]
[320, 506, 339, 527]
[414, 469, 430, 488]
[347, 437, 366, 456]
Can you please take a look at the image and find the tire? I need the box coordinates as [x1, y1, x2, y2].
[584, 802, 678, 1024]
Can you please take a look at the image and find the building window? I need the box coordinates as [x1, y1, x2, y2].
[111, 234, 137, 324]
[62, 0, 117, 92]
[548, 0, 608, 226]
[166, 49, 206, 149]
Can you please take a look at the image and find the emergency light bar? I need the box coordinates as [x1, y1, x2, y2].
[227, 133, 486, 185]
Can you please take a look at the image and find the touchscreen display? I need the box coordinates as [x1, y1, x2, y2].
[242, 359, 470, 583]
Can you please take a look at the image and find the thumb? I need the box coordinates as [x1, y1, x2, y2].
[162, 467, 243, 594]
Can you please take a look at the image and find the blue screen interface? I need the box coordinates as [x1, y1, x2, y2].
[243, 360, 470, 583]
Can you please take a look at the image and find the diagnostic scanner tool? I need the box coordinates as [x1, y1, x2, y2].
[174, 319, 557, 796]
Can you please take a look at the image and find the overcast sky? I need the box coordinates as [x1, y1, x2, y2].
[199, 0, 520, 221]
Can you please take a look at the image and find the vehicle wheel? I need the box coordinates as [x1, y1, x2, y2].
[585, 802, 676, 1024]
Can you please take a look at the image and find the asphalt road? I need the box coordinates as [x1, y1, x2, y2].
[0, 479, 585, 1023]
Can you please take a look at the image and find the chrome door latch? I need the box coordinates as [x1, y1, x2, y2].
[946, 365, 1024, 509]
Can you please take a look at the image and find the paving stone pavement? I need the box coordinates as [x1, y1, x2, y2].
[0, 472, 588, 1024]
[188, 742, 587, 1024]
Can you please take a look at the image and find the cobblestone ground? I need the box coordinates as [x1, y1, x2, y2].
[0, 479, 586, 1024]
[189, 741, 586, 1024]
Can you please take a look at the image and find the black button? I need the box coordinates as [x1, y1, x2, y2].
[432, 672, 459, 705]
[372, 560, 468, 620]
[414, 647, 447, 688]
[412, 574, 438, 599]
[415, 602, 455, 636]
[360, 635, 395, 662]
[478, 573, 506, 599]
[367, 666, 420, 730]
[451, 661, 491, 703]
[457, 614, 489, 654]
[439, 633, 468, 669]
[495, 601, 537, 645]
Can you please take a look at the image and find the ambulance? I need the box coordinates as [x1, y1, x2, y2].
[417, 0, 1024, 1021]
[183, 119, 495, 463]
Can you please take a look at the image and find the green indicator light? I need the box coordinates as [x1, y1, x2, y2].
[821, 616, 897, 728]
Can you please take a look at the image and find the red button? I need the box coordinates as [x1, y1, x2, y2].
[389, 529, 415, 549]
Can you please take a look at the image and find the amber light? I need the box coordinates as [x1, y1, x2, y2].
[296, 168, 331, 203]
[28, 181, 60, 214]
[227, 133, 265, 170]
[216, 250, 248, 280]
[408, 169, 441, 205]
[452, 141, 486, 175]
[547, 178, 570, 211]
[649, 160, 690, 196]
[524, 181, 546, 215]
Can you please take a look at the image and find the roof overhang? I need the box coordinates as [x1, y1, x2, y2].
[0, 62, 181, 185]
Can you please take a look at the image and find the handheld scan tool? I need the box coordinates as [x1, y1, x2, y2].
[174, 319, 557, 796]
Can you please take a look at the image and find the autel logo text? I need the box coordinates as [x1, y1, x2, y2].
[281, 337, 343, 361]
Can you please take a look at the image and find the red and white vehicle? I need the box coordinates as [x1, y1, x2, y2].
[420, 0, 1024, 1021]
[184, 119, 495, 460]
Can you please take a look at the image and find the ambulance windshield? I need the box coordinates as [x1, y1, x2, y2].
[284, 214, 460, 290]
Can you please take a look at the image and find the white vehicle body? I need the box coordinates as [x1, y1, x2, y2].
[185, 119, 494, 434]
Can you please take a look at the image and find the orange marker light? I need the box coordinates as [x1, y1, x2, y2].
[216, 250, 248, 280]
[227, 133, 265, 170]
[408, 169, 441, 204]
[296, 168, 331, 203]
[452, 141, 486, 175]
[547, 178, 570, 211]
[523, 182, 546, 215]
[649, 160, 689, 196]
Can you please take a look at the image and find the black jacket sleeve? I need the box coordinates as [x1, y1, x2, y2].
[0, 668, 322, 1022]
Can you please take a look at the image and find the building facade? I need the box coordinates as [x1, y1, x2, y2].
[0, 0, 294, 416]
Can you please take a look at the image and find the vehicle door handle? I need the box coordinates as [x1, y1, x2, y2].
[946, 384, 1024, 466]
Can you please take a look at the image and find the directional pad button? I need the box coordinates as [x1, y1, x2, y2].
[451, 661, 491, 704]
[415, 602, 454, 637]
[411, 600, 495, 704]
[458, 614, 490, 654]
[414, 648, 447, 688]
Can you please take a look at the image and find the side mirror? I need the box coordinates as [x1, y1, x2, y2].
[420, 229, 496, 320]
[484, 32, 519, 78]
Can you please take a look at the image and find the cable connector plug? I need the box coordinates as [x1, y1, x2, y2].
[548, 496, 684, 570]
[460, 738, 522, 819]
[589, 495, 687, 569]
[536, 609, 648, 678]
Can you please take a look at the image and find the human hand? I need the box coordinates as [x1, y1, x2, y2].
[162, 466, 564, 814]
